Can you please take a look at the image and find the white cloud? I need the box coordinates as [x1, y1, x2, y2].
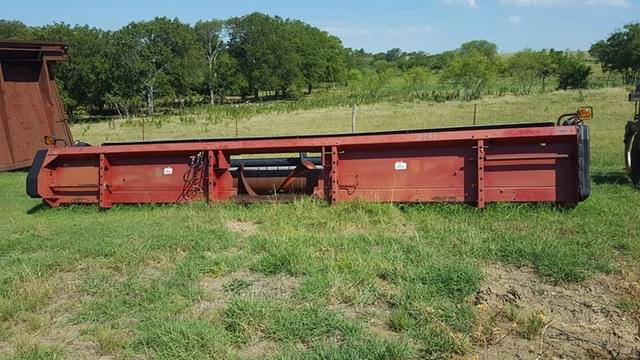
[405, 26, 434, 34]
[445, 0, 629, 6]
[499, 0, 628, 6]
[506, 15, 523, 24]
[585, 0, 629, 5]
[445, 0, 478, 7]
[500, 0, 567, 5]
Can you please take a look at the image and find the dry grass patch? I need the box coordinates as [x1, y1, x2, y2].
[0, 271, 106, 359]
[225, 220, 258, 237]
[473, 264, 640, 359]
[193, 270, 300, 318]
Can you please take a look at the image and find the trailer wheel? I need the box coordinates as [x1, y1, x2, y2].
[625, 130, 640, 185]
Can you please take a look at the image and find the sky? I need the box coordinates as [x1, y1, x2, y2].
[3, 0, 639, 54]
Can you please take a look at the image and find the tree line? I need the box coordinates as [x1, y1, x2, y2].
[345, 40, 593, 101]
[0, 13, 345, 116]
[0, 14, 637, 115]
[590, 22, 640, 86]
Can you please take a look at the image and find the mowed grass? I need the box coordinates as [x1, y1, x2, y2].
[1, 87, 640, 359]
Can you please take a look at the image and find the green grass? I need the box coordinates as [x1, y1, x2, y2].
[1, 87, 640, 359]
[3, 341, 64, 360]
[516, 311, 547, 340]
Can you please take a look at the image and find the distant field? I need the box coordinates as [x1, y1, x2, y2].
[2, 87, 639, 359]
[74, 87, 628, 149]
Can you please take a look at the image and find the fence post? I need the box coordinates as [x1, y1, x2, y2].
[473, 104, 477, 126]
[351, 104, 357, 133]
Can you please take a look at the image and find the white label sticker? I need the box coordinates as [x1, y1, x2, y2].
[163, 167, 174, 175]
[394, 161, 407, 170]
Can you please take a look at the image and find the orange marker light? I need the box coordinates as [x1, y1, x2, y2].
[43, 135, 55, 146]
[577, 106, 593, 121]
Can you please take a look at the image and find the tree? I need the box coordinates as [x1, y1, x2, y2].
[384, 48, 403, 63]
[194, 19, 224, 105]
[227, 13, 302, 99]
[507, 49, 557, 94]
[535, 50, 558, 92]
[345, 48, 373, 71]
[460, 40, 498, 59]
[227, 13, 344, 99]
[398, 51, 432, 70]
[507, 50, 539, 94]
[443, 49, 497, 100]
[112, 17, 201, 115]
[556, 54, 592, 90]
[27, 23, 113, 112]
[427, 50, 457, 72]
[213, 52, 246, 100]
[288, 20, 345, 94]
[322, 39, 347, 86]
[0, 20, 29, 39]
[590, 23, 640, 85]
[404, 67, 430, 99]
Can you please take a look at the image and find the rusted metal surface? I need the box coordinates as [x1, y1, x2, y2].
[28, 122, 590, 208]
[0, 40, 72, 171]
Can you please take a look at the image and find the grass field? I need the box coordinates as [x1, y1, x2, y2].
[1, 87, 640, 359]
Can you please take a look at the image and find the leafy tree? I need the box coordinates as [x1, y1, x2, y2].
[112, 17, 201, 114]
[213, 52, 246, 100]
[443, 49, 497, 100]
[27, 23, 113, 112]
[226, 13, 345, 99]
[194, 19, 225, 105]
[427, 50, 457, 72]
[404, 67, 430, 98]
[384, 48, 403, 63]
[507, 49, 557, 94]
[398, 51, 432, 70]
[372, 59, 395, 74]
[288, 20, 345, 94]
[590, 22, 640, 85]
[507, 50, 539, 94]
[227, 13, 302, 99]
[345, 48, 372, 70]
[535, 50, 558, 92]
[460, 40, 498, 59]
[0, 20, 29, 39]
[556, 55, 592, 90]
[322, 38, 347, 87]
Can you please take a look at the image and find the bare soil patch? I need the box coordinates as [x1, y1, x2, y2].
[194, 270, 300, 316]
[473, 264, 640, 359]
[225, 221, 258, 237]
[237, 338, 279, 359]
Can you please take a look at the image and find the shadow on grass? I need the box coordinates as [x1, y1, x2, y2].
[397, 201, 578, 214]
[591, 172, 631, 185]
[26, 203, 48, 215]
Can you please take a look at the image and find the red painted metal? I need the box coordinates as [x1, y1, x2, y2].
[29, 122, 589, 208]
[0, 41, 72, 171]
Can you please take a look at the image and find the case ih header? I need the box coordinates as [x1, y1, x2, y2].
[27, 117, 591, 209]
[11, 40, 591, 209]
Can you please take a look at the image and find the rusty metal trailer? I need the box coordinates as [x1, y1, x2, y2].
[28, 119, 591, 209]
[0, 41, 72, 171]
